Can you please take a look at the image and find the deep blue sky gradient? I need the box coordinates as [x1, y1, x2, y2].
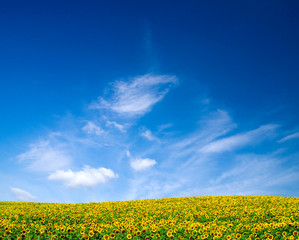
[0, 1, 298, 202]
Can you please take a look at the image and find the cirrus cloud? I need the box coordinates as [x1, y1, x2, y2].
[279, 131, 299, 143]
[90, 73, 178, 117]
[200, 124, 279, 153]
[11, 188, 35, 201]
[17, 140, 71, 172]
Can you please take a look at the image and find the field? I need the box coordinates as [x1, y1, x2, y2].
[0, 196, 298, 240]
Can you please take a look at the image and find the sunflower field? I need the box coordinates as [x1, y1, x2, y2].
[0, 196, 298, 240]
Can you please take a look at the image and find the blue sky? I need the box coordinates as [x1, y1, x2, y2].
[0, 1, 298, 202]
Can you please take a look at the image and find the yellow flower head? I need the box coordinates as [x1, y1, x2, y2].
[103, 235, 109, 240]
[89, 230, 94, 237]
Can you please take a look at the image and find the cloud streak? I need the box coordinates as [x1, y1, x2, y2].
[279, 131, 299, 143]
[166, 110, 236, 164]
[200, 124, 279, 153]
[90, 74, 177, 117]
[106, 120, 126, 132]
[11, 188, 35, 201]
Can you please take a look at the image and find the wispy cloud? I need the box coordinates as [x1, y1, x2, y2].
[82, 121, 103, 135]
[90, 74, 178, 117]
[157, 123, 173, 132]
[166, 110, 236, 163]
[17, 140, 71, 172]
[200, 124, 279, 153]
[279, 131, 299, 143]
[141, 129, 157, 141]
[48, 166, 118, 188]
[211, 154, 280, 185]
[202, 153, 299, 196]
[11, 188, 35, 201]
[106, 120, 126, 133]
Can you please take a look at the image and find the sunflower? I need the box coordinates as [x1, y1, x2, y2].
[89, 230, 95, 237]
[83, 234, 89, 240]
[127, 234, 132, 239]
[103, 234, 109, 240]
[110, 233, 115, 239]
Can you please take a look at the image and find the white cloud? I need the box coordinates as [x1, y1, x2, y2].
[200, 134, 250, 153]
[126, 150, 131, 158]
[106, 120, 126, 132]
[200, 124, 278, 153]
[48, 166, 118, 188]
[141, 130, 157, 141]
[82, 121, 103, 135]
[279, 132, 299, 143]
[167, 110, 236, 163]
[91, 74, 177, 116]
[130, 158, 157, 171]
[157, 123, 173, 132]
[11, 188, 35, 201]
[17, 140, 71, 172]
